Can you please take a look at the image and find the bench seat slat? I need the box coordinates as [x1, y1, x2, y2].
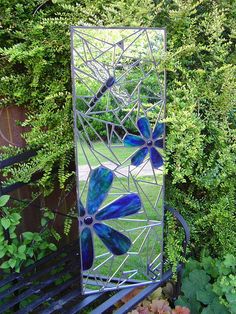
[0, 258, 80, 313]
[90, 287, 135, 314]
[16, 275, 81, 314]
[67, 293, 105, 314]
[39, 289, 82, 314]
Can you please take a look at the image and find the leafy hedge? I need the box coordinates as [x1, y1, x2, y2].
[0, 0, 235, 264]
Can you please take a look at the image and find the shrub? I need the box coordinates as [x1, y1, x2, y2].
[0, 195, 59, 272]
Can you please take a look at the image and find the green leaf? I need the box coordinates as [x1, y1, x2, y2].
[1, 217, 11, 229]
[27, 248, 34, 257]
[8, 258, 16, 269]
[196, 285, 216, 305]
[10, 232, 17, 239]
[0, 250, 5, 258]
[230, 302, 236, 313]
[10, 213, 21, 223]
[7, 245, 15, 254]
[0, 195, 10, 207]
[224, 254, 236, 268]
[41, 217, 47, 227]
[182, 270, 210, 300]
[202, 299, 229, 314]
[176, 296, 201, 314]
[37, 252, 45, 259]
[0, 261, 9, 269]
[9, 226, 16, 234]
[34, 234, 42, 242]
[22, 232, 34, 240]
[202, 256, 218, 278]
[18, 245, 26, 254]
[48, 212, 54, 220]
[48, 243, 57, 251]
[18, 252, 26, 260]
[189, 269, 210, 287]
[225, 292, 236, 303]
[182, 279, 197, 300]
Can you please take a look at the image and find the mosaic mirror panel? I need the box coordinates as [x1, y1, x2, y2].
[70, 27, 166, 294]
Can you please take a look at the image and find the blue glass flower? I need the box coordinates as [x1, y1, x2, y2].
[124, 117, 164, 169]
[79, 166, 141, 270]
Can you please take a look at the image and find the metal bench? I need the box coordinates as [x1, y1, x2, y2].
[0, 151, 190, 313]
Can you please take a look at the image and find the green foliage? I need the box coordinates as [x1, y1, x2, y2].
[164, 211, 186, 276]
[0, 0, 235, 263]
[0, 195, 59, 272]
[176, 254, 236, 313]
[63, 207, 76, 236]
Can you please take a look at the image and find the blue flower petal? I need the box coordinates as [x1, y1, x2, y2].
[137, 117, 151, 139]
[87, 166, 114, 215]
[131, 147, 148, 166]
[79, 199, 85, 217]
[124, 134, 145, 147]
[95, 194, 141, 220]
[94, 223, 131, 255]
[152, 123, 164, 140]
[154, 138, 164, 149]
[150, 147, 163, 169]
[81, 227, 94, 270]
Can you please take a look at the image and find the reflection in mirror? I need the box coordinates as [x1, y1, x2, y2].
[70, 27, 166, 294]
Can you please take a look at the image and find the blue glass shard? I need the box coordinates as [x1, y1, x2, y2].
[131, 147, 148, 166]
[87, 166, 114, 215]
[152, 123, 164, 140]
[79, 199, 85, 217]
[95, 194, 141, 220]
[150, 147, 163, 169]
[94, 223, 131, 255]
[106, 76, 116, 88]
[124, 134, 145, 147]
[137, 117, 151, 139]
[81, 227, 94, 270]
[154, 138, 164, 149]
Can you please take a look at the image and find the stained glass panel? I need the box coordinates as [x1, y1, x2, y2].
[70, 26, 166, 294]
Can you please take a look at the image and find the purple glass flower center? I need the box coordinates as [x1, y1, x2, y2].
[84, 216, 93, 225]
[147, 140, 153, 146]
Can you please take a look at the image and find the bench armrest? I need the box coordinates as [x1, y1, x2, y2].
[164, 204, 190, 258]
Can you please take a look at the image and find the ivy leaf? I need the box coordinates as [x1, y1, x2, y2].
[0, 195, 10, 207]
[1, 217, 11, 229]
